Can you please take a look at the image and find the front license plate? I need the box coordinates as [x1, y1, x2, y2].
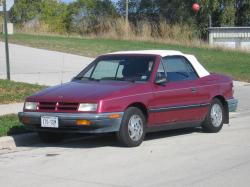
[41, 116, 59, 128]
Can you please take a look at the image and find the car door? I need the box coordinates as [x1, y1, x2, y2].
[149, 55, 208, 126]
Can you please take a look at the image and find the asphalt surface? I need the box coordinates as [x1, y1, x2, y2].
[0, 82, 249, 187]
[0, 42, 93, 86]
[0, 43, 250, 187]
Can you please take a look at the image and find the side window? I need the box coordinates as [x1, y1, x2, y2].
[183, 59, 198, 80]
[162, 56, 198, 82]
[156, 61, 166, 80]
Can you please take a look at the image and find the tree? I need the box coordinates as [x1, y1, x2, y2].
[40, 0, 68, 33]
[116, 0, 140, 18]
[10, 0, 42, 24]
[69, 0, 118, 35]
[219, 0, 236, 26]
[236, 0, 250, 26]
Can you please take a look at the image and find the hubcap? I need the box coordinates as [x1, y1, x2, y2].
[128, 115, 143, 142]
[210, 103, 223, 127]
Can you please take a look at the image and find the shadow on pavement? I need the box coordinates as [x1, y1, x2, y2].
[13, 127, 202, 149]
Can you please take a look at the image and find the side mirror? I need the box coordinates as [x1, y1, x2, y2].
[155, 77, 167, 85]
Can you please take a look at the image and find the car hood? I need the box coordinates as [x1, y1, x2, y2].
[28, 81, 145, 102]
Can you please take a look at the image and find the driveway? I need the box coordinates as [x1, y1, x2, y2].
[0, 42, 93, 86]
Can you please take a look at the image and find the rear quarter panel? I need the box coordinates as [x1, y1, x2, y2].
[198, 73, 233, 102]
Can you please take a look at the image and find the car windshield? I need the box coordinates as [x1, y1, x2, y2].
[75, 55, 155, 82]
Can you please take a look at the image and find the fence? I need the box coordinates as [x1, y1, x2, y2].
[209, 27, 250, 50]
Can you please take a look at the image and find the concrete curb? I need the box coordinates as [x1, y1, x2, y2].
[0, 133, 39, 150]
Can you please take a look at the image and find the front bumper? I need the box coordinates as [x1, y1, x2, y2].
[227, 98, 238, 112]
[18, 112, 124, 133]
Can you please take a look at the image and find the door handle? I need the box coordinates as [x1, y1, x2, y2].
[191, 87, 197, 93]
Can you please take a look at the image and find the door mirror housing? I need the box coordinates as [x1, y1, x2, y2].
[155, 77, 167, 85]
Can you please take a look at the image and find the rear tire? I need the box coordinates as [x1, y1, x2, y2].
[116, 107, 146, 147]
[202, 98, 224, 133]
[38, 131, 65, 143]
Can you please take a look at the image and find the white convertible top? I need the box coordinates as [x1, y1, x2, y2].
[108, 50, 210, 78]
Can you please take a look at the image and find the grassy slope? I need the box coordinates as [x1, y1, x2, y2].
[2, 33, 250, 81]
[0, 114, 28, 137]
[0, 79, 46, 104]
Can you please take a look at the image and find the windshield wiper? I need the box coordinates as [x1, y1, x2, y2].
[100, 77, 125, 81]
[74, 76, 99, 81]
[123, 78, 137, 83]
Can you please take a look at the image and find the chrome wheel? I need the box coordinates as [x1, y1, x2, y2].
[210, 103, 223, 127]
[128, 115, 143, 142]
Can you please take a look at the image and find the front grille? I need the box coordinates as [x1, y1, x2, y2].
[38, 102, 79, 112]
[57, 102, 79, 111]
[39, 102, 57, 110]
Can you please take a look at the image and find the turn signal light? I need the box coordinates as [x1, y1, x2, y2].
[108, 114, 121, 119]
[76, 120, 91, 126]
[22, 117, 30, 124]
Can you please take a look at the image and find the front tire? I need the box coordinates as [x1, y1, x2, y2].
[116, 107, 146, 147]
[202, 98, 224, 133]
[38, 131, 65, 143]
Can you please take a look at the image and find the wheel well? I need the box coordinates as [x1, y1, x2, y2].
[213, 95, 229, 124]
[127, 103, 148, 121]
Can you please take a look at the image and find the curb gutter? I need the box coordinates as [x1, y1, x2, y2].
[0, 133, 39, 150]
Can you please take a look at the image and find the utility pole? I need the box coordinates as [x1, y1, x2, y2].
[3, 0, 11, 80]
[209, 14, 212, 27]
[125, 0, 128, 33]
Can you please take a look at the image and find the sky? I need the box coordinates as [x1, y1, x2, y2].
[61, 0, 76, 3]
[61, 0, 118, 3]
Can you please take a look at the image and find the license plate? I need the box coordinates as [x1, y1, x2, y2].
[41, 116, 59, 128]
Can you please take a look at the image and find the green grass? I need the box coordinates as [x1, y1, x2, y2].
[1, 33, 250, 81]
[0, 114, 28, 137]
[0, 79, 46, 104]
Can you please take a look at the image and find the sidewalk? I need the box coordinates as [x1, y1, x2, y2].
[0, 103, 23, 116]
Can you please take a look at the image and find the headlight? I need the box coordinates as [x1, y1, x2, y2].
[78, 103, 97, 112]
[24, 102, 38, 110]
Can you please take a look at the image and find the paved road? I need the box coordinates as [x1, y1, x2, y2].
[0, 112, 249, 187]
[0, 42, 93, 86]
[1, 43, 250, 187]
[0, 81, 249, 187]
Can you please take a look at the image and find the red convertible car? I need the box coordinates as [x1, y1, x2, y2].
[19, 50, 238, 147]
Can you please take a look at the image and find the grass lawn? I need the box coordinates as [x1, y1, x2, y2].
[0, 114, 28, 137]
[1, 33, 250, 81]
[0, 79, 46, 104]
